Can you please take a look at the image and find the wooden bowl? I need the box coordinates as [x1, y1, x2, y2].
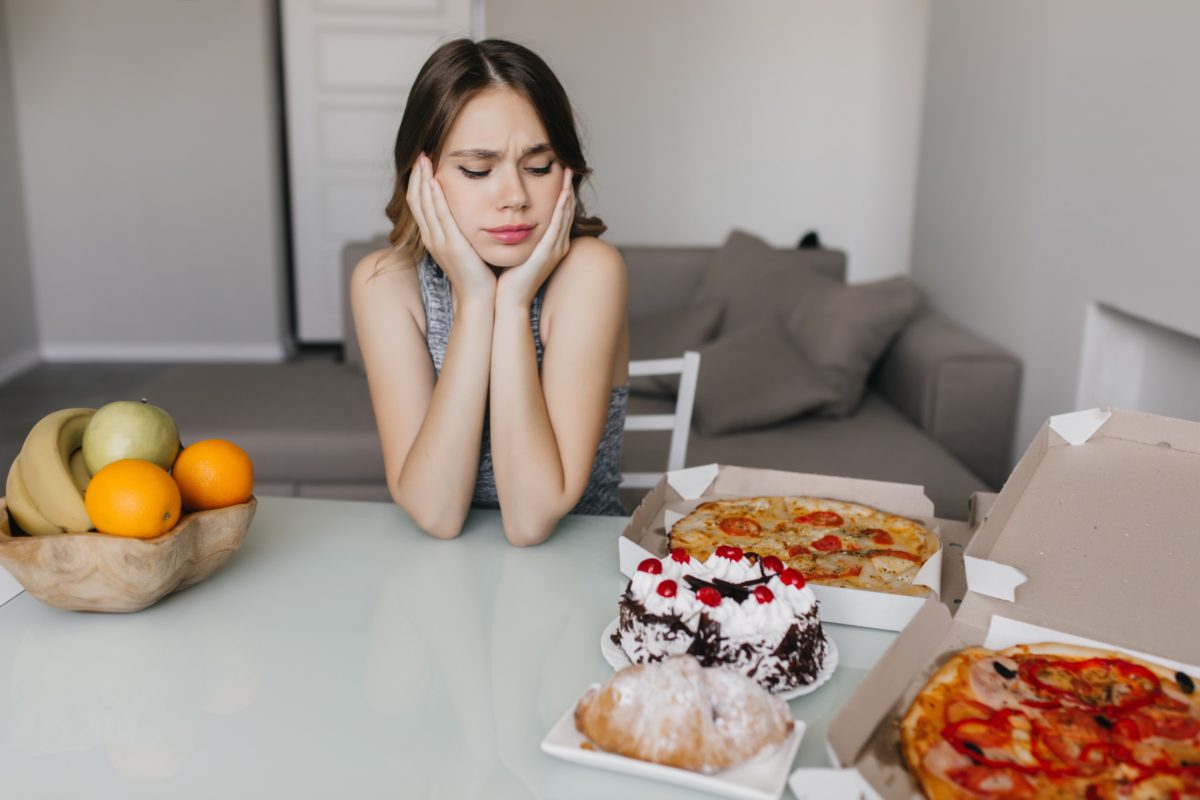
[0, 496, 256, 612]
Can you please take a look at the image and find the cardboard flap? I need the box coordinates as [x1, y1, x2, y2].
[964, 409, 1200, 666]
[963, 554, 1027, 601]
[1049, 407, 1112, 445]
[665, 464, 720, 499]
[827, 599, 951, 767]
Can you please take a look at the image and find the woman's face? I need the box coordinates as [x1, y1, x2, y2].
[432, 87, 564, 268]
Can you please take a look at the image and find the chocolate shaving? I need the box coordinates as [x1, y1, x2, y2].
[682, 574, 770, 604]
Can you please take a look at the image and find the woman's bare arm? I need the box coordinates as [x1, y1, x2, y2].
[488, 237, 627, 546]
[350, 251, 494, 538]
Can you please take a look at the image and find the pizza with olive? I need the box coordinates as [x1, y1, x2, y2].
[900, 643, 1200, 799]
[666, 496, 939, 595]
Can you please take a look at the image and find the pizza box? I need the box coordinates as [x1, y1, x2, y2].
[618, 464, 955, 632]
[809, 408, 1200, 799]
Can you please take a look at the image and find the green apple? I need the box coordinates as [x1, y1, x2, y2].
[82, 400, 181, 476]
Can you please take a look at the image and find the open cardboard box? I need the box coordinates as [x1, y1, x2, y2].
[619, 464, 968, 631]
[819, 408, 1200, 799]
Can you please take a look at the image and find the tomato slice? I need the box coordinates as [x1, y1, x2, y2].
[795, 511, 843, 527]
[864, 527, 893, 545]
[1147, 711, 1200, 740]
[811, 534, 842, 552]
[718, 516, 762, 537]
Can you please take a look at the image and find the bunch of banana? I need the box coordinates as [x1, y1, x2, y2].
[5, 408, 96, 536]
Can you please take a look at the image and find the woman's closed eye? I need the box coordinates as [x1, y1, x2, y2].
[458, 162, 555, 179]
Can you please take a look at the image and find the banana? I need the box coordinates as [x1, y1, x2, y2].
[68, 447, 91, 494]
[5, 455, 63, 536]
[18, 408, 95, 532]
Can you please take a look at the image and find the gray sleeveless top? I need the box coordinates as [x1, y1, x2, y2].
[418, 255, 629, 517]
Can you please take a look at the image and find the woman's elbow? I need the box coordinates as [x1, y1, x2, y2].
[501, 508, 563, 547]
[391, 487, 466, 540]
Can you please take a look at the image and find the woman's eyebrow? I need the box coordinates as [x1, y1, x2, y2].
[446, 143, 553, 159]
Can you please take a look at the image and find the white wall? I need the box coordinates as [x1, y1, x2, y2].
[486, 0, 930, 282]
[4, 0, 290, 362]
[0, 0, 37, 381]
[911, 0, 1200, 462]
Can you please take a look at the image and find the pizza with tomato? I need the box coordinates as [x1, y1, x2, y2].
[900, 643, 1200, 799]
[666, 496, 939, 595]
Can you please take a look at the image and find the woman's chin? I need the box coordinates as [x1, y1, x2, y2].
[479, 243, 532, 269]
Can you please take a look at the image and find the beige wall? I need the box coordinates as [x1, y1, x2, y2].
[486, 0, 931, 282]
[0, 0, 37, 381]
[911, 0, 1200, 462]
[4, 0, 290, 361]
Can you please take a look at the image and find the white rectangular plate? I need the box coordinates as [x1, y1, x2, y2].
[541, 685, 806, 800]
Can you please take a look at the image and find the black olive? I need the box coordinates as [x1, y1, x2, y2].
[1177, 671, 1195, 695]
[962, 741, 984, 757]
[1093, 715, 1113, 730]
[993, 661, 1017, 680]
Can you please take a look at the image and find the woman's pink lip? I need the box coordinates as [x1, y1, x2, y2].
[487, 228, 532, 244]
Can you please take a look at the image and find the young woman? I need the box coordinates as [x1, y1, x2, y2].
[350, 39, 629, 546]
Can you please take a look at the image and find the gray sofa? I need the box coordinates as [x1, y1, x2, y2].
[133, 237, 1020, 520]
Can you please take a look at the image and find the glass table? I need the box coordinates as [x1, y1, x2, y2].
[0, 496, 896, 798]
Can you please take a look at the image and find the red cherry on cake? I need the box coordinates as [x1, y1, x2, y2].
[669, 548, 690, 564]
[753, 586, 775, 604]
[637, 558, 663, 574]
[779, 568, 807, 589]
[761, 555, 785, 574]
[697, 587, 722, 607]
[656, 579, 678, 598]
[715, 544, 744, 561]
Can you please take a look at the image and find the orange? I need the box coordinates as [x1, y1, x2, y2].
[171, 439, 254, 511]
[85, 459, 182, 538]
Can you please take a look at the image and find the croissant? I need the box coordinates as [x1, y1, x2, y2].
[574, 655, 793, 773]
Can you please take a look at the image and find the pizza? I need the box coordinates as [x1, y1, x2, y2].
[900, 643, 1200, 799]
[667, 496, 939, 594]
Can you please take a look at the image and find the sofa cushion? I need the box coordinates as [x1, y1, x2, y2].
[692, 319, 837, 435]
[691, 230, 847, 334]
[134, 361, 385, 483]
[786, 276, 922, 417]
[620, 391, 988, 520]
[628, 301, 724, 396]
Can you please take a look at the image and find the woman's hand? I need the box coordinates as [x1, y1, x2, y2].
[406, 153, 496, 304]
[495, 167, 575, 309]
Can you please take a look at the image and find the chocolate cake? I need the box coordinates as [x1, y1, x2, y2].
[612, 546, 829, 694]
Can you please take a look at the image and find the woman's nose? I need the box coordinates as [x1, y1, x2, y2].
[497, 166, 530, 211]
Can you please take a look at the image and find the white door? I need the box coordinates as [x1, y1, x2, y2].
[281, 0, 476, 343]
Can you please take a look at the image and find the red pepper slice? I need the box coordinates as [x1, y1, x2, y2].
[948, 765, 1037, 798]
[794, 511, 843, 527]
[718, 516, 762, 537]
[945, 699, 996, 723]
[1018, 656, 1162, 713]
[811, 534, 842, 551]
[1113, 713, 1155, 742]
[942, 708, 1038, 773]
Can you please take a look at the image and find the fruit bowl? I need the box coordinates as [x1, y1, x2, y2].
[0, 496, 256, 612]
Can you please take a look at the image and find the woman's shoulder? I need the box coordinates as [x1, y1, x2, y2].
[544, 236, 627, 300]
[350, 246, 426, 328]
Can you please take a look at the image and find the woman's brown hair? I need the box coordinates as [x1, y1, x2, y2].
[382, 38, 606, 269]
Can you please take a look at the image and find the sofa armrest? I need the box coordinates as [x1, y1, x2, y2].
[874, 312, 1021, 489]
